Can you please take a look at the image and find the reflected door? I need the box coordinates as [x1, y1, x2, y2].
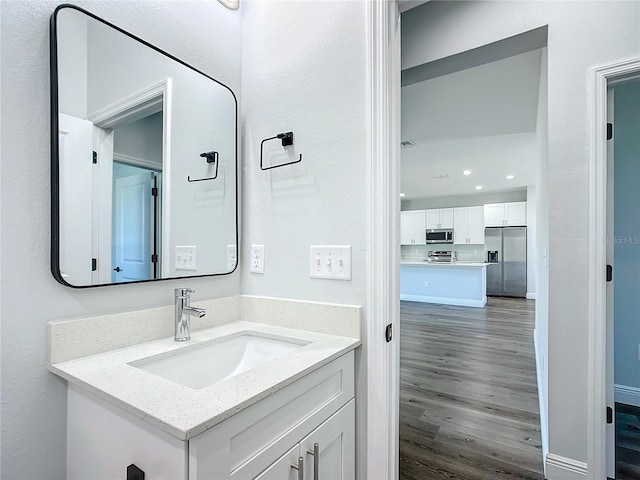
[58, 113, 93, 285]
[113, 172, 154, 282]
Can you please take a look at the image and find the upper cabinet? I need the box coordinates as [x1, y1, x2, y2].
[401, 210, 426, 245]
[453, 206, 485, 244]
[426, 208, 454, 229]
[484, 202, 527, 227]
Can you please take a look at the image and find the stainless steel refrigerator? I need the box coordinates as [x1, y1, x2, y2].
[485, 227, 527, 297]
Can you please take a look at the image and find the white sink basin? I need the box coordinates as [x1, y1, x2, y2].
[129, 332, 308, 389]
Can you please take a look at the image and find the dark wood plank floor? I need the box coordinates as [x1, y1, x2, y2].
[399, 297, 544, 480]
[616, 402, 640, 480]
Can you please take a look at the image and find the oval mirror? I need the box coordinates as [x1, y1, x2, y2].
[50, 5, 238, 287]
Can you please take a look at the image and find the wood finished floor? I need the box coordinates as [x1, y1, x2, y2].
[616, 402, 640, 480]
[399, 297, 544, 480]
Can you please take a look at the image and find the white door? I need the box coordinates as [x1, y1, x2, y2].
[58, 113, 93, 285]
[453, 207, 468, 244]
[113, 172, 154, 282]
[484, 203, 506, 227]
[467, 206, 485, 244]
[300, 400, 355, 480]
[439, 208, 454, 229]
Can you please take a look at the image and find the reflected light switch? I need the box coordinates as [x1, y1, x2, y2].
[176, 246, 196, 271]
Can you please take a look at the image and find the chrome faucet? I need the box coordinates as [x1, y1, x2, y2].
[174, 288, 206, 342]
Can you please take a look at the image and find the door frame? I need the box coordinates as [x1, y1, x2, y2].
[89, 78, 172, 279]
[366, 0, 401, 479]
[587, 56, 640, 480]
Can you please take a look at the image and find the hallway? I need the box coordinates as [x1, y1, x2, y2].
[399, 297, 544, 480]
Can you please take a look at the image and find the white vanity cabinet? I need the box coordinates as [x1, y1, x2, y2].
[66, 351, 355, 480]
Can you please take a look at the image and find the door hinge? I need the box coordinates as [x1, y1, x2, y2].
[385, 323, 393, 342]
[151, 254, 158, 263]
[607, 123, 613, 141]
[606, 264, 613, 282]
[607, 406, 613, 424]
[91, 258, 97, 271]
[151, 187, 158, 197]
[92, 151, 97, 164]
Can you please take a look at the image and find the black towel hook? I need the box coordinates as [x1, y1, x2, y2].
[260, 131, 302, 171]
[188, 151, 219, 182]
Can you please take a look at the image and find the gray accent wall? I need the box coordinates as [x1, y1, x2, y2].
[613, 81, 640, 392]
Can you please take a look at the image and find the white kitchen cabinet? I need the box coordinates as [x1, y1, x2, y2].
[401, 210, 426, 245]
[484, 202, 526, 227]
[426, 208, 454, 229]
[453, 206, 485, 245]
[67, 352, 355, 480]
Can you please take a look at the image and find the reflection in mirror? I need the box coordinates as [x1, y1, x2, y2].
[51, 5, 237, 287]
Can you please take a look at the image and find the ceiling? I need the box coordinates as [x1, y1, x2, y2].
[397, 1, 430, 14]
[401, 48, 543, 199]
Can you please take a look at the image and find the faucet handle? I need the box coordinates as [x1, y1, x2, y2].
[174, 288, 195, 298]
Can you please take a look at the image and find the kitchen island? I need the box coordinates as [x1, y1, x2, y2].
[400, 261, 490, 308]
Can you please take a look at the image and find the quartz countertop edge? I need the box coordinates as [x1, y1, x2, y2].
[49, 321, 360, 440]
[400, 261, 491, 267]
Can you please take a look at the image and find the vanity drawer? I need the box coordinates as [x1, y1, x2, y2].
[189, 350, 354, 480]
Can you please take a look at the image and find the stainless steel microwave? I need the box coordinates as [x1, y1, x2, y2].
[426, 229, 454, 244]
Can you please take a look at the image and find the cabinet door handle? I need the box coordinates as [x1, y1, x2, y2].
[291, 456, 304, 480]
[307, 443, 319, 480]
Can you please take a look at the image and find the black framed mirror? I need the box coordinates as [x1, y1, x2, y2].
[50, 4, 238, 288]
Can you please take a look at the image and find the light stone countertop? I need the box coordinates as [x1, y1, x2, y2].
[400, 261, 491, 268]
[50, 320, 360, 441]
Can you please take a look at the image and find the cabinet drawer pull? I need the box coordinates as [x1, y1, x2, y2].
[307, 443, 319, 480]
[291, 456, 304, 480]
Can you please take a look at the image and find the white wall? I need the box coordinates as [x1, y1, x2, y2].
[113, 112, 163, 166]
[526, 185, 537, 298]
[0, 1, 241, 477]
[402, 0, 640, 468]
[239, 0, 368, 476]
[402, 189, 526, 210]
[534, 46, 550, 466]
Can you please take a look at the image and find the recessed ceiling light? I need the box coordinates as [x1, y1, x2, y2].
[463, 170, 472, 176]
[506, 175, 515, 180]
[475, 185, 483, 190]
[400, 193, 406, 198]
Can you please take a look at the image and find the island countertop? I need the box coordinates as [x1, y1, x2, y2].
[401, 261, 490, 268]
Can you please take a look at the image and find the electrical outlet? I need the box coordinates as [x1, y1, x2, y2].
[309, 245, 351, 280]
[227, 245, 237, 271]
[175, 246, 196, 271]
[250, 244, 264, 274]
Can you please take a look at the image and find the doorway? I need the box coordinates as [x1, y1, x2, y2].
[605, 78, 640, 480]
[398, 19, 548, 480]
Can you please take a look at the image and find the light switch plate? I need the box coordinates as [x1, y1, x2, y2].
[227, 245, 237, 271]
[175, 246, 197, 271]
[250, 244, 264, 274]
[309, 245, 351, 280]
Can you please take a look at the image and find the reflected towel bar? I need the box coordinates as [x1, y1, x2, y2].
[260, 131, 302, 171]
[188, 151, 219, 182]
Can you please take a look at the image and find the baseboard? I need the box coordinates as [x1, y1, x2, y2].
[526, 292, 537, 300]
[545, 453, 587, 479]
[533, 329, 548, 477]
[399, 293, 486, 308]
[615, 384, 640, 407]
